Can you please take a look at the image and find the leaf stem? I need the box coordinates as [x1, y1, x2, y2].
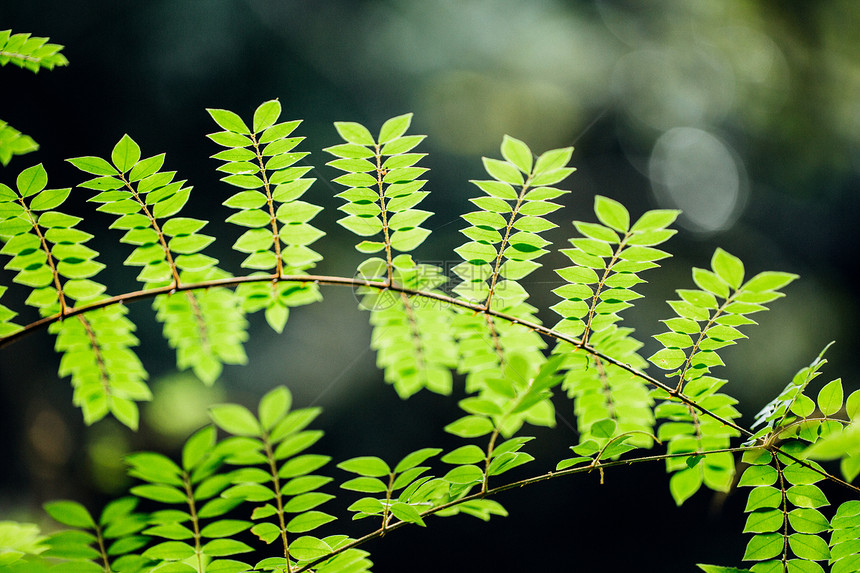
[121, 173, 181, 288]
[251, 133, 284, 278]
[262, 434, 293, 572]
[374, 144, 394, 286]
[18, 196, 68, 316]
[484, 175, 532, 311]
[181, 472, 204, 573]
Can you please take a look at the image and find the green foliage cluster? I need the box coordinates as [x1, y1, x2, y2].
[0, 29, 68, 166]
[1, 29, 859, 573]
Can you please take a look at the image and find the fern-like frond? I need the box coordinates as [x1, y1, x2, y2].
[453, 136, 572, 308]
[339, 447, 442, 530]
[325, 113, 431, 283]
[69, 136, 248, 387]
[654, 375, 741, 505]
[562, 326, 655, 448]
[444, 355, 564, 495]
[70, 136, 213, 288]
[208, 99, 324, 333]
[451, 137, 574, 392]
[360, 255, 457, 398]
[552, 197, 678, 449]
[648, 248, 797, 392]
[208, 386, 374, 573]
[326, 115, 456, 398]
[43, 497, 152, 573]
[647, 249, 797, 503]
[153, 268, 248, 386]
[0, 164, 102, 315]
[51, 306, 149, 428]
[127, 426, 253, 571]
[738, 447, 832, 570]
[552, 196, 678, 341]
[0, 164, 150, 428]
[0, 29, 68, 73]
[0, 119, 39, 167]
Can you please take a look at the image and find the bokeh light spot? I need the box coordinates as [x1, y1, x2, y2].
[649, 127, 747, 233]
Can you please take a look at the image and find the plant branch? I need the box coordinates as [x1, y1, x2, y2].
[0, 272, 752, 438]
[293, 444, 759, 573]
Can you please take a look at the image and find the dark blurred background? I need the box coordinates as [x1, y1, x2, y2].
[1, 1, 859, 570]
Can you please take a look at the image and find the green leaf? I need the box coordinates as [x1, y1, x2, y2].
[182, 426, 216, 471]
[286, 511, 335, 533]
[209, 404, 261, 436]
[381, 135, 425, 155]
[743, 271, 798, 293]
[253, 100, 281, 133]
[340, 477, 387, 493]
[199, 520, 251, 539]
[817, 378, 843, 417]
[669, 466, 702, 506]
[278, 454, 331, 479]
[44, 501, 96, 529]
[788, 533, 830, 560]
[631, 209, 681, 232]
[145, 523, 196, 540]
[788, 508, 829, 534]
[472, 179, 517, 200]
[711, 248, 744, 290]
[739, 465, 778, 487]
[130, 484, 187, 504]
[443, 465, 483, 485]
[394, 448, 442, 474]
[454, 241, 497, 264]
[258, 386, 291, 431]
[273, 430, 323, 461]
[289, 536, 330, 561]
[378, 113, 412, 144]
[743, 533, 783, 561]
[782, 463, 825, 485]
[251, 522, 281, 544]
[111, 134, 141, 173]
[334, 121, 375, 146]
[143, 541, 195, 560]
[389, 502, 426, 527]
[744, 509, 783, 533]
[441, 445, 486, 465]
[534, 147, 573, 174]
[786, 485, 829, 509]
[594, 195, 629, 232]
[444, 415, 494, 438]
[337, 456, 390, 477]
[207, 108, 251, 134]
[846, 390, 860, 420]
[649, 348, 687, 370]
[482, 157, 523, 186]
[745, 486, 782, 511]
[29, 187, 71, 211]
[126, 452, 182, 484]
[500, 135, 533, 174]
[16, 163, 47, 197]
[696, 566, 752, 573]
[129, 154, 165, 182]
[67, 156, 119, 176]
[201, 538, 253, 557]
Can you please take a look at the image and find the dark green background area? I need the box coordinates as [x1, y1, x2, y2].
[1, 1, 859, 569]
